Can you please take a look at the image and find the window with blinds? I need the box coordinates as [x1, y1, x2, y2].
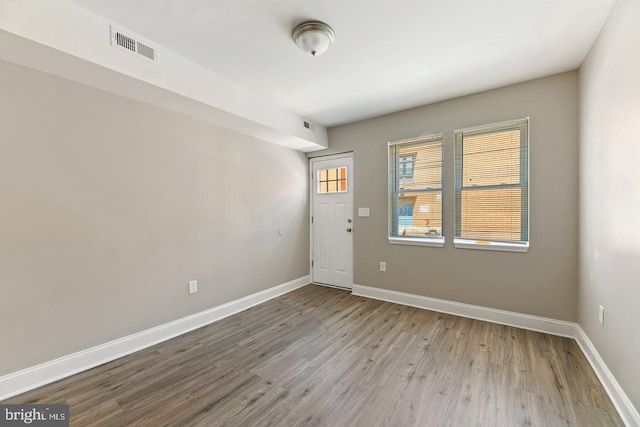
[389, 134, 444, 247]
[454, 119, 529, 252]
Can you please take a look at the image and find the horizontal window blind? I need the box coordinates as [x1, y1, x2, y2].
[454, 119, 529, 246]
[389, 134, 444, 242]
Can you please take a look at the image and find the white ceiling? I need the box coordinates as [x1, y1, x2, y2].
[67, 0, 614, 127]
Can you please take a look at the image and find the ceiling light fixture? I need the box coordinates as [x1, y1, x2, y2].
[292, 21, 335, 57]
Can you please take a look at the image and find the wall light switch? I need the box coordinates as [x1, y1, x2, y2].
[189, 280, 198, 294]
[358, 208, 370, 217]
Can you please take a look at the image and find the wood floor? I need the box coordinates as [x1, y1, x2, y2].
[4, 285, 623, 426]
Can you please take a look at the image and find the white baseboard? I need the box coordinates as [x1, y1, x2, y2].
[575, 326, 640, 427]
[352, 284, 576, 337]
[0, 276, 310, 401]
[3, 278, 637, 426]
[351, 284, 639, 427]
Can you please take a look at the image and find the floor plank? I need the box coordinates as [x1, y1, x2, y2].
[3, 285, 624, 426]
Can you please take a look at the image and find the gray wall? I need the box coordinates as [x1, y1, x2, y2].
[579, 0, 640, 410]
[0, 59, 309, 376]
[322, 72, 579, 321]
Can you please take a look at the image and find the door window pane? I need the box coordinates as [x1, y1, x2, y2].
[317, 167, 348, 194]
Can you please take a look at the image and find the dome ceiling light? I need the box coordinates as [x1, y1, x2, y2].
[292, 21, 335, 57]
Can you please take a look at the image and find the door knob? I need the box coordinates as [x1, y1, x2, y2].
[346, 228, 352, 232]
[347, 218, 352, 223]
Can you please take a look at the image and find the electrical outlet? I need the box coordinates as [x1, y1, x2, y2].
[189, 280, 198, 294]
[380, 262, 386, 272]
[598, 305, 604, 326]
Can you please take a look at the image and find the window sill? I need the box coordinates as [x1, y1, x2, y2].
[453, 238, 529, 253]
[389, 236, 445, 248]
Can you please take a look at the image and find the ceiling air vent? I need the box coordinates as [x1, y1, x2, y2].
[110, 25, 159, 64]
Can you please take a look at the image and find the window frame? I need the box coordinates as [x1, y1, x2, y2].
[388, 134, 445, 248]
[398, 154, 415, 181]
[316, 166, 348, 194]
[453, 118, 530, 253]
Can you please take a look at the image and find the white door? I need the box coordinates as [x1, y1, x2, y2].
[311, 154, 354, 288]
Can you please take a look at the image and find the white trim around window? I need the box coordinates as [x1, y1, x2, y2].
[388, 133, 445, 247]
[453, 118, 530, 253]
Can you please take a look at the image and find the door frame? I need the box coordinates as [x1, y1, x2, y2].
[309, 152, 354, 288]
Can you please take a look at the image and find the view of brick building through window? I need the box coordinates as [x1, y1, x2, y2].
[390, 137, 443, 239]
[454, 120, 528, 245]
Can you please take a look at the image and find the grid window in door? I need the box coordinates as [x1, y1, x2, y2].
[317, 167, 348, 194]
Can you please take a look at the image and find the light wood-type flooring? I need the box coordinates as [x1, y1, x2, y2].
[4, 285, 623, 426]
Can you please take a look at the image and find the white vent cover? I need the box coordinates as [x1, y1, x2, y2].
[110, 25, 159, 64]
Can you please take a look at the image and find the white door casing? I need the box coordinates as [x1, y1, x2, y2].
[310, 154, 354, 288]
